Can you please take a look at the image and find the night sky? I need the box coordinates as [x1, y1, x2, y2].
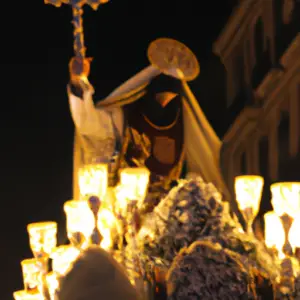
[1, 0, 235, 298]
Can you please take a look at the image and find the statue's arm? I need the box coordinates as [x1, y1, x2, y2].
[68, 81, 114, 140]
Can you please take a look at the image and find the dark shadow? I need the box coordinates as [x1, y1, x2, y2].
[274, 0, 300, 60]
[278, 110, 290, 177]
[251, 18, 272, 88]
[240, 151, 247, 175]
[258, 136, 272, 217]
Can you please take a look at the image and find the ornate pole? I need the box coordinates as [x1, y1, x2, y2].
[44, 0, 109, 75]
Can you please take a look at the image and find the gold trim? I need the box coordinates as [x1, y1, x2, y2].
[142, 109, 180, 131]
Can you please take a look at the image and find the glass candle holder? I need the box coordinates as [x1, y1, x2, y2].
[114, 184, 130, 217]
[45, 272, 59, 300]
[234, 175, 264, 233]
[288, 214, 300, 254]
[27, 222, 57, 258]
[21, 258, 48, 292]
[97, 208, 117, 250]
[120, 167, 150, 207]
[13, 290, 42, 300]
[271, 182, 300, 218]
[64, 200, 94, 246]
[78, 163, 108, 200]
[51, 245, 80, 276]
[264, 211, 286, 259]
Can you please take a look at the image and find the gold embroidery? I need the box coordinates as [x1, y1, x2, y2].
[119, 128, 185, 192]
[142, 109, 180, 131]
[129, 128, 151, 167]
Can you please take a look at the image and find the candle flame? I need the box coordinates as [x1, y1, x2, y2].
[264, 211, 286, 259]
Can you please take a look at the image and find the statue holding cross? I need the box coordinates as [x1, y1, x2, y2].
[45, 0, 229, 207]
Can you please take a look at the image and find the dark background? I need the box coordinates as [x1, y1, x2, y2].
[1, 0, 235, 298]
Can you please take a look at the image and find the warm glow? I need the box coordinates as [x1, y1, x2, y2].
[78, 163, 108, 200]
[120, 167, 150, 205]
[264, 211, 286, 259]
[271, 195, 286, 217]
[234, 175, 264, 215]
[51, 245, 80, 276]
[98, 208, 117, 250]
[13, 290, 42, 300]
[64, 200, 94, 243]
[138, 226, 155, 241]
[288, 214, 300, 253]
[45, 272, 59, 300]
[271, 182, 300, 218]
[27, 222, 57, 258]
[21, 258, 48, 292]
[114, 185, 129, 215]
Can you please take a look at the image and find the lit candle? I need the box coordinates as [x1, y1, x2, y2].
[21, 258, 48, 293]
[120, 167, 150, 207]
[78, 163, 108, 200]
[64, 200, 94, 246]
[264, 211, 286, 259]
[288, 214, 300, 256]
[51, 245, 80, 276]
[271, 182, 300, 218]
[45, 272, 59, 300]
[13, 290, 42, 300]
[235, 175, 264, 233]
[97, 208, 117, 250]
[27, 222, 57, 258]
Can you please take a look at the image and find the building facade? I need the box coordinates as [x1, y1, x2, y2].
[213, 0, 300, 215]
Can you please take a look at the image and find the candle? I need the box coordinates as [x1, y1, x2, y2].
[21, 258, 48, 292]
[271, 182, 300, 218]
[27, 222, 57, 258]
[45, 272, 59, 300]
[97, 208, 117, 250]
[13, 290, 42, 300]
[234, 175, 264, 214]
[264, 211, 285, 259]
[78, 163, 108, 200]
[51, 245, 80, 276]
[235, 175, 264, 233]
[120, 167, 150, 206]
[288, 214, 300, 254]
[64, 200, 94, 245]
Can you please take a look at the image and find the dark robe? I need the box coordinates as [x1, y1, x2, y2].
[124, 94, 184, 183]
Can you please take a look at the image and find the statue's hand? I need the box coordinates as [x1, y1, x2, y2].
[69, 56, 92, 83]
[69, 57, 94, 98]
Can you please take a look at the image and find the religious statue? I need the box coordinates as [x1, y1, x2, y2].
[68, 38, 229, 205]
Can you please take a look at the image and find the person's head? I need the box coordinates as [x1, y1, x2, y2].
[58, 246, 138, 300]
[147, 73, 182, 107]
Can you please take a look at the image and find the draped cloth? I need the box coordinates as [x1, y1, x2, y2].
[71, 65, 229, 201]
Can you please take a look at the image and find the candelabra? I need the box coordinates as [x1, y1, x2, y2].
[13, 163, 151, 299]
[13, 163, 300, 300]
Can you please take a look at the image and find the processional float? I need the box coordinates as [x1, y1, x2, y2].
[12, 1, 300, 299]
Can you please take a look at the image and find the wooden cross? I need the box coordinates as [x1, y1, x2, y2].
[45, 0, 109, 75]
